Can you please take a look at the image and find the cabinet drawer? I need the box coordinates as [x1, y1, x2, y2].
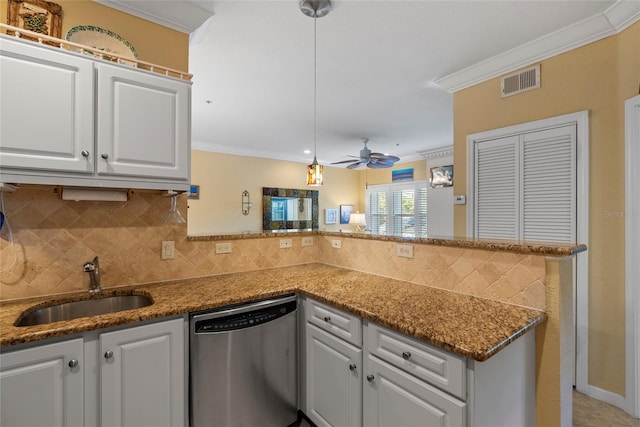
[365, 322, 466, 399]
[305, 298, 362, 347]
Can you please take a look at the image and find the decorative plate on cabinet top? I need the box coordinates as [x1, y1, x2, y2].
[65, 25, 138, 60]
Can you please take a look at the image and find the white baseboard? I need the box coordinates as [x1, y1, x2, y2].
[578, 384, 630, 416]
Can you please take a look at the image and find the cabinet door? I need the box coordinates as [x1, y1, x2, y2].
[96, 63, 190, 181]
[100, 318, 185, 427]
[0, 38, 94, 173]
[0, 338, 84, 427]
[306, 323, 362, 427]
[363, 354, 466, 427]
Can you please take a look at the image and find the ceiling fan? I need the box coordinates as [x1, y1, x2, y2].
[331, 138, 400, 169]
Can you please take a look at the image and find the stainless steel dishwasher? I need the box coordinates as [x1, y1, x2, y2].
[189, 294, 298, 427]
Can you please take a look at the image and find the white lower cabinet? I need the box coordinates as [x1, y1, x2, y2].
[98, 319, 185, 427]
[302, 297, 536, 427]
[306, 324, 362, 427]
[0, 338, 84, 427]
[363, 353, 465, 427]
[0, 317, 185, 427]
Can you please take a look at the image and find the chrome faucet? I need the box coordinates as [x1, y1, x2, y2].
[83, 256, 101, 294]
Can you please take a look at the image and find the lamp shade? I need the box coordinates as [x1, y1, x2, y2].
[348, 213, 366, 226]
[349, 212, 366, 232]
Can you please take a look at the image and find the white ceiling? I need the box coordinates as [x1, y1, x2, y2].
[127, 0, 635, 167]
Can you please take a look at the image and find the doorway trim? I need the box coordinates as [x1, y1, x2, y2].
[625, 94, 640, 418]
[465, 110, 589, 394]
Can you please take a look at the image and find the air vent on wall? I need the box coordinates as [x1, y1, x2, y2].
[501, 65, 540, 98]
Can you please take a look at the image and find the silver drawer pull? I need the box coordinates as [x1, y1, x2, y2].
[402, 351, 412, 360]
[349, 363, 357, 372]
[323, 316, 331, 322]
[104, 350, 114, 359]
[81, 150, 90, 158]
[101, 153, 109, 160]
[68, 359, 79, 368]
[366, 374, 375, 382]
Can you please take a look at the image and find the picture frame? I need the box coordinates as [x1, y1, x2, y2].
[325, 208, 338, 225]
[430, 165, 454, 188]
[7, 0, 63, 39]
[187, 184, 200, 200]
[340, 204, 354, 224]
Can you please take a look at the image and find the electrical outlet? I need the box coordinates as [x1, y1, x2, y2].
[161, 241, 175, 260]
[332, 239, 342, 249]
[215, 242, 232, 254]
[280, 239, 293, 249]
[397, 244, 414, 259]
[301, 237, 314, 247]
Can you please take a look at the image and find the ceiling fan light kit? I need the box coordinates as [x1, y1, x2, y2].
[302, 0, 331, 186]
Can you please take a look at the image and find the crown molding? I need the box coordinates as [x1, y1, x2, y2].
[435, 1, 640, 93]
[418, 146, 454, 160]
[91, 0, 214, 34]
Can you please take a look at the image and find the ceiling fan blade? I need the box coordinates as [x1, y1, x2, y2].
[370, 153, 400, 162]
[331, 159, 360, 165]
[367, 161, 395, 169]
[347, 161, 367, 169]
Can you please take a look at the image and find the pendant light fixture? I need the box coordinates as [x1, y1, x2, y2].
[301, 0, 331, 186]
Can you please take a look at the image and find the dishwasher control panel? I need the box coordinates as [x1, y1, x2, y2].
[194, 299, 296, 333]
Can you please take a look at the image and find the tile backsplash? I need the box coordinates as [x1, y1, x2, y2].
[0, 185, 546, 310]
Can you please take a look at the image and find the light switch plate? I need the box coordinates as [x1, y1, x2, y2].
[161, 241, 175, 260]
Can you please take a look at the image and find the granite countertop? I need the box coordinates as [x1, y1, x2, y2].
[188, 231, 587, 256]
[0, 263, 546, 361]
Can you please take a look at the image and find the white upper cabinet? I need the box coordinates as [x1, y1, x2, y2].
[0, 36, 191, 191]
[0, 38, 94, 174]
[96, 63, 190, 181]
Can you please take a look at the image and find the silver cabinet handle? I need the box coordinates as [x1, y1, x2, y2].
[349, 363, 357, 372]
[366, 374, 375, 382]
[323, 316, 331, 322]
[68, 359, 79, 368]
[402, 351, 411, 360]
[81, 150, 90, 158]
[101, 153, 109, 160]
[104, 350, 114, 359]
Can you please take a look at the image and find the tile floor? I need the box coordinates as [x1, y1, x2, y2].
[574, 390, 640, 427]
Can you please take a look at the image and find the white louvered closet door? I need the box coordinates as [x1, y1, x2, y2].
[474, 135, 520, 239]
[522, 126, 576, 242]
[474, 124, 576, 243]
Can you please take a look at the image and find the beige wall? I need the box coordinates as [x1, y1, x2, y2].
[188, 151, 362, 235]
[0, 0, 189, 71]
[453, 22, 640, 396]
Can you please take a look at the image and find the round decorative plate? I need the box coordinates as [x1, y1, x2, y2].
[65, 25, 138, 59]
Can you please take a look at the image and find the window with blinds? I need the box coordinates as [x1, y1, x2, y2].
[473, 124, 576, 243]
[365, 181, 428, 237]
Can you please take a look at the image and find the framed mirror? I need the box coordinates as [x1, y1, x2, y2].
[262, 187, 319, 231]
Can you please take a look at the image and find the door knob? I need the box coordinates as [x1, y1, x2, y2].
[101, 153, 109, 160]
[402, 351, 412, 360]
[349, 363, 357, 372]
[68, 359, 79, 368]
[366, 374, 375, 382]
[323, 316, 331, 322]
[81, 150, 90, 158]
[104, 350, 114, 359]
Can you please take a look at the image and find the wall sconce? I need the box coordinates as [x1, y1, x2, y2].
[349, 212, 367, 232]
[242, 190, 253, 215]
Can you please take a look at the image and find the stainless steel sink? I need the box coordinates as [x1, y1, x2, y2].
[15, 293, 153, 327]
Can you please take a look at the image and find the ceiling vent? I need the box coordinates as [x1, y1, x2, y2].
[501, 65, 540, 98]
